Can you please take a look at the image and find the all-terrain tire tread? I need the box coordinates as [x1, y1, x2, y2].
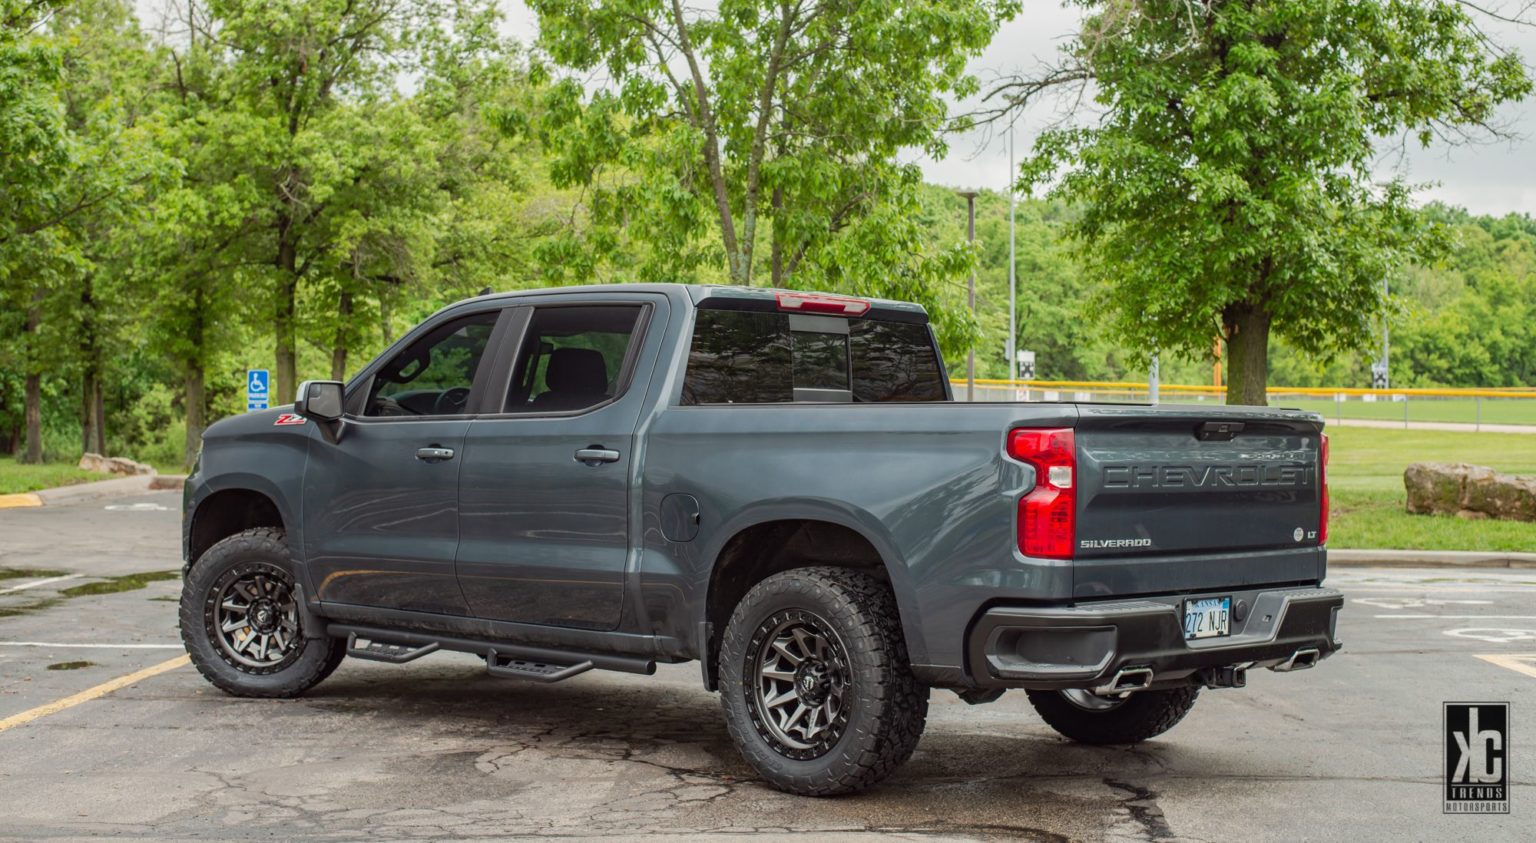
[1025, 686, 1200, 745]
[179, 527, 342, 699]
[719, 566, 927, 796]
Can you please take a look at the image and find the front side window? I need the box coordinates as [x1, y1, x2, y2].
[682, 308, 946, 404]
[365, 311, 499, 417]
[503, 305, 643, 413]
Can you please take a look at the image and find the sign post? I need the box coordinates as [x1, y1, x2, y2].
[247, 369, 270, 412]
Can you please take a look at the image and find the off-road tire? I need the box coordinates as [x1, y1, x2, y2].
[180, 527, 344, 698]
[719, 567, 928, 796]
[1026, 686, 1200, 744]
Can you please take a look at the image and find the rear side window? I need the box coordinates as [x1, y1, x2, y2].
[682, 309, 945, 404]
[504, 305, 643, 413]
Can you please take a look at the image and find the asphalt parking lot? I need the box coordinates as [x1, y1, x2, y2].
[1, 490, 1531, 841]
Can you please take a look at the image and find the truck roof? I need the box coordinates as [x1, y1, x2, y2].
[464, 283, 929, 319]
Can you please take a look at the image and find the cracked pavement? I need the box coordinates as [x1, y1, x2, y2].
[1, 490, 1532, 841]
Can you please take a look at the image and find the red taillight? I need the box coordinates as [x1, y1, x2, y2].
[1008, 428, 1076, 559]
[775, 291, 871, 316]
[1319, 433, 1329, 546]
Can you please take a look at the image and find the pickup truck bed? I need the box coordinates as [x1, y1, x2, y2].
[181, 283, 1342, 796]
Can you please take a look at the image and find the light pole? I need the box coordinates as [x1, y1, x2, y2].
[958, 190, 979, 401]
[1007, 123, 1017, 386]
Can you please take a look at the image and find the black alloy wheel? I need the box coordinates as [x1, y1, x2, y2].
[746, 610, 852, 760]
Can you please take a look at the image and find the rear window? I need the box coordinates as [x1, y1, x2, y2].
[682, 309, 946, 404]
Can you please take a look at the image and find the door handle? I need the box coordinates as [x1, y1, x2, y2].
[574, 448, 621, 465]
[415, 446, 456, 462]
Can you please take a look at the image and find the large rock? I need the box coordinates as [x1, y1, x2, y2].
[1405, 462, 1536, 522]
[77, 452, 156, 477]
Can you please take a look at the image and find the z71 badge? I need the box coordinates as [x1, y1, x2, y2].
[273, 414, 306, 426]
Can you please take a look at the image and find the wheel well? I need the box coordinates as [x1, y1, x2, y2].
[189, 489, 284, 566]
[704, 519, 890, 689]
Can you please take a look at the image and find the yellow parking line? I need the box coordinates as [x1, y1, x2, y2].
[1476, 653, 1536, 679]
[0, 654, 189, 734]
[0, 493, 42, 509]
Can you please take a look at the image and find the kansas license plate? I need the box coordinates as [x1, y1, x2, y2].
[1183, 596, 1232, 640]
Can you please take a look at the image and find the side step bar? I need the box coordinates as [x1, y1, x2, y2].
[487, 649, 594, 683]
[346, 633, 440, 664]
[327, 623, 657, 682]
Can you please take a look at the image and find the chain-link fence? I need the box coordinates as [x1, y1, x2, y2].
[952, 379, 1536, 429]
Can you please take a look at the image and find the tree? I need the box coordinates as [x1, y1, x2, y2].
[528, 0, 1017, 309]
[204, 0, 446, 404]
[1, 0, 70, 462]
[1017, 0, 1531, 404]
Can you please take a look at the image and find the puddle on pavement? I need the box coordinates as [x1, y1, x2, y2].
[60, 571, 180, 598]
[0, 569, 180, 617]
[0, 568, 68, 581]
[46, 661, 96, 671]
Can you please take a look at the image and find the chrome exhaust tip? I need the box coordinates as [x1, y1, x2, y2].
[1092, 666, 1154, 695]
[1271, 647, 1321, 672]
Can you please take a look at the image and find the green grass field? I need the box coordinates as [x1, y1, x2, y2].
[1326, 427, 1536, 552]
[0, 460, 101, 495]
[1283, 396, 1536, 426]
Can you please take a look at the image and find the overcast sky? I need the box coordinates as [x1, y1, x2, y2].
[501, 1, 1536, 217]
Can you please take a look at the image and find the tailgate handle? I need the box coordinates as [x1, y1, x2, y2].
[1195, 421, 1245, 441]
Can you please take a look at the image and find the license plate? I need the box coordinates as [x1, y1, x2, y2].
[1183, 596, 1232, 640]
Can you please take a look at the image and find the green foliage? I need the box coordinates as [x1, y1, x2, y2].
[528, 0, 1018, 354]
[1021, 0, 1531, 404]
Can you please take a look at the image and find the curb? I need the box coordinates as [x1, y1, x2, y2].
[10, 475, 188, 508]
[0, 492, 42, 509]
[1329, 549, 1536, 569]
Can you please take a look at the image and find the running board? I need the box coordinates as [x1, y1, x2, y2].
[346, 632, 440, 664]
[326, 623, 657, 677]
[487, 649, 594, 683]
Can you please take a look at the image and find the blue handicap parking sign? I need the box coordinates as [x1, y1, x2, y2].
[247, 369, 270, 412]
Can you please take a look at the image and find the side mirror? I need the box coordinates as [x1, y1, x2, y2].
[295, 380, 345, 422]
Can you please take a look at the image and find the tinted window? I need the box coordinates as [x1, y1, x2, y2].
[792, 330, 851, 391]
[681, 310, 793, 404]
[850, 319, 947, 402]
[504, 305, 642, 413]
[682, 309, 945, 404]
[366, 311, 499, 417]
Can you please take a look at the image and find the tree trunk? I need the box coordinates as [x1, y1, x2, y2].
[1223, 302, 1271, 406]
[23, 374, 42, 464]
[274, 182, 299, 404]
[80, 278, 102, 456]
[274, 275, 297, 406]
[184, 361, 204, 470]
[331, 290, 352, 381]
[91, 378, 105, 455]
[81, 370, 97, 455]
[22, 292, 44, 464]
[380, 294, 394, 347]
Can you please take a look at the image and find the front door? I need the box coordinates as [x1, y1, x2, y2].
[456, 298, 663, 630]
[303, 308, 505, 614]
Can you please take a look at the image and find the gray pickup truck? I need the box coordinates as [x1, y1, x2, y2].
[180, 283, 1342, 795]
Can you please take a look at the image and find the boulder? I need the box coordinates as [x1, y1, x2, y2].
[77, 452, 113, 473]
[1404, 462, 1536, 522]
[77, 453, 156, 477]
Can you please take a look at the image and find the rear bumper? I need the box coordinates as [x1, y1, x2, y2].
[966, 585, 1343, 690]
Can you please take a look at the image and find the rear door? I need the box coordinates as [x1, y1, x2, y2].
[1071, 405, 1326, 598]
[454, 294, 667, 630]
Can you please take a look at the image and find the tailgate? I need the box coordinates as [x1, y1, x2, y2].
[1071, 404, 1325, 597]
